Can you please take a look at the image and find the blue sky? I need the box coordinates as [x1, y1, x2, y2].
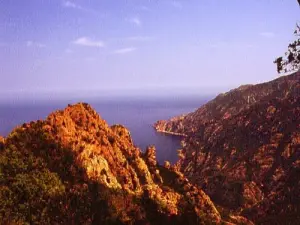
[0, 0, 299, 100]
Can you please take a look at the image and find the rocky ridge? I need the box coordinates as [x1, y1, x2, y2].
[154, 72, 300, 136]
[154, 71, 300, 224]
[0, 103, 253, 224]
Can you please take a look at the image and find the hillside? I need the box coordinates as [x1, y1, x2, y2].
[0, 103, 254, 225]
[154, 72, 300, 136]
[154, 71, 300, 224]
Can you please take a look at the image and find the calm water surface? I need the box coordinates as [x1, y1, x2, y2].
[0, 97, 210, 164]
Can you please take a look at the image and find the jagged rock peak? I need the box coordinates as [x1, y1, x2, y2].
[144, 145, 157, 167]
[1, 102, 242, 224]
[46, 102, 108, 130]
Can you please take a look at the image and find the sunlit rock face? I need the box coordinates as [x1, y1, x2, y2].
[2, 103, 254, 224]
[155, 71, 300, 224]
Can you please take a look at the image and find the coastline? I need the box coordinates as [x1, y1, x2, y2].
[153, 128, 187, 137]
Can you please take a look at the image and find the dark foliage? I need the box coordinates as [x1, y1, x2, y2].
[274, 24, 300, 73]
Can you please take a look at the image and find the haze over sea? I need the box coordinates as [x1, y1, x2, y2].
[0, 95, 211, 164]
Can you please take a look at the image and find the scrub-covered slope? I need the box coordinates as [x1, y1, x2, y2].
[154, 72, 300, 136]
[155, 72, 300, 224]
[0, 103, 248, 225]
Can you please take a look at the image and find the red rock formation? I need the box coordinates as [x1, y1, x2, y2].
[1, 103, 247, 224]
[155, 71, 300, 224]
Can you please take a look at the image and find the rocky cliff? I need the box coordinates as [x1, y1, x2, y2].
[154, 72, 299, 136]
[0, 103, 252, 225]
[154, 71, 300, 224]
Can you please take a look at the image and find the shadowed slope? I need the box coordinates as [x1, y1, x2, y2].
[154, 72, 300, 224]
[1, 103, 250, 224]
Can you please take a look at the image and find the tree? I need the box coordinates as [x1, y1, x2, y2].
[274, 24, 300, 74]
[274, 0, 300, 73]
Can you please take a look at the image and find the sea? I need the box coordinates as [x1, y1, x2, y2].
[0, 96, 211, 164]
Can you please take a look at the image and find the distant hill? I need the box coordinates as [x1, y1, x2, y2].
[155, 71, 300, 224]
[155, 72, 300, 136]
[0, 103, 253, 224]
